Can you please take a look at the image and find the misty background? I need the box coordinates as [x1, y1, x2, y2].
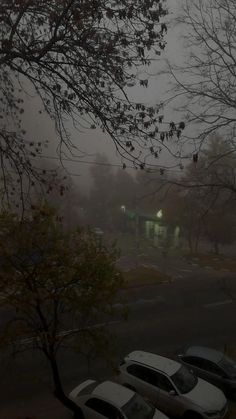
[21, 0, 187, 194]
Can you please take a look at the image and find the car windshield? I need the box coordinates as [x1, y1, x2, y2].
[219, 355, 236, 378]
[122, 394, 155, 419]
[171, 365, 198, 394]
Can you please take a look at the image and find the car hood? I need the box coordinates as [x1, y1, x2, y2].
[183, 378, 226, 411]
[153, 409, 169, 419]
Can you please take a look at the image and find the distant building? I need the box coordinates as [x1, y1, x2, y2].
[124, 208, 180, 248]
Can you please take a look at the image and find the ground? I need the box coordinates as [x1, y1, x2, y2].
[123, 266, 172, 287]
[2, 233, 236, 418]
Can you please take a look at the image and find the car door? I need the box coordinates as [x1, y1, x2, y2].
[198, 359, 226, 390]
[153, 370, 185, 417]
[182, 356, 225, 390]
[125, 364, 158, 401]
[84, 397, 124, 419]
[126, 364, 183, 417]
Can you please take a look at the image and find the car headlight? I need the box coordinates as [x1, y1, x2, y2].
[206, 403, 228, 418]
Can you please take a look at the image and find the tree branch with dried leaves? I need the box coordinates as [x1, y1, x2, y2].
[0, 0, 186, 207]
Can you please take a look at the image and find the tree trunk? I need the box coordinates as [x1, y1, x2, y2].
[194, 232, 200, 253]
[188, 233, 193, 254]
[214, 242, 219, 255]
[49, 354, 85, 419]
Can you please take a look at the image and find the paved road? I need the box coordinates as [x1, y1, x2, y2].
[1, 273, 236, 417]
[118, 252, 236, 280]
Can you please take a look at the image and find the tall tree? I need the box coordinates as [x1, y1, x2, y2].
[0, 205, 124, 417]
[177, 188, 204, 253]
[111, 168, 136, 231]
[135, 169, 167, 214]
[199, 135, 236, 252]
[113, 169, 136, 208]
[175, 134, 236, 252]
[34, 160, 87, 230]
[204, 209, 236, 254]
[169, 0, 236, 146]
[1, 0, 185, 203]
[88, 154, 116, 230]
[179, 134, 236, 198]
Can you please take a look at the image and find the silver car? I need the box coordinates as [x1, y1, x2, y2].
[69, 379, 169, 419]
[117, 351, 228, 419]
[177, 345, 236, 399]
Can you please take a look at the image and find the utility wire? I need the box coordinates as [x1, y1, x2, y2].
[36, 154, 184, 175]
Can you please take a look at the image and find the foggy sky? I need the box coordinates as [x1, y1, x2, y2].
[22, 0, 188, 193]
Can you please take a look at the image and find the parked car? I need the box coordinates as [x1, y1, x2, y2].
[117, 350, 228, 419]
[69, 379, 169, 418]
[176, 345, 236, 398]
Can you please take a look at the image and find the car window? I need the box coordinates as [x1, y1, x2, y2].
[219, 355, 236, 378]
[122, 394, 155, 419]
[127, 364, 153, 383]
[182, 356, 205, 369]
[183, 356, 225, 376]
[85, 397, 123, 418]
[171, 366, 197, 394]
[201, 360, 225, 376]
[127, 364, 174, 392]
[154, 371, 175, 392]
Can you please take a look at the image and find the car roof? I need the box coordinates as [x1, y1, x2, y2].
[93, 381, 134, 407]
[185, 346, 223, 364]
[125, 351, 180, 376]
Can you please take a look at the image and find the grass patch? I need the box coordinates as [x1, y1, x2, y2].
[185, 253, 236, 272]
[123, 266, 172, 287]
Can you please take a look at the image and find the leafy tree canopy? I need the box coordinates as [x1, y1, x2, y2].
[0, 204, 124, 414]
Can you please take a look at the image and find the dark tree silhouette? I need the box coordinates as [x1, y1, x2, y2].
[0, 0, 185, 205]
[0, 204, 124, 418]
[168, 0, 236, 147]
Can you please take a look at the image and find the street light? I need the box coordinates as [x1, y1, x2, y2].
[156, 209, 163, 219]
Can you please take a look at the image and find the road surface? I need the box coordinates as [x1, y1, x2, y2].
[1, 273, 236, 417]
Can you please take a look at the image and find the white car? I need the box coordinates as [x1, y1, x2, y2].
[117, 351, 228, 419]
[69, 379, 169, 419]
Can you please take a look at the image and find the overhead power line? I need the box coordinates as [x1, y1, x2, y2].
[36, 154, 184, 175]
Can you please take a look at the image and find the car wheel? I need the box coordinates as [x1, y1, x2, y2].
[123, 383, 136, 392]
[183, 411, 203, 419]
